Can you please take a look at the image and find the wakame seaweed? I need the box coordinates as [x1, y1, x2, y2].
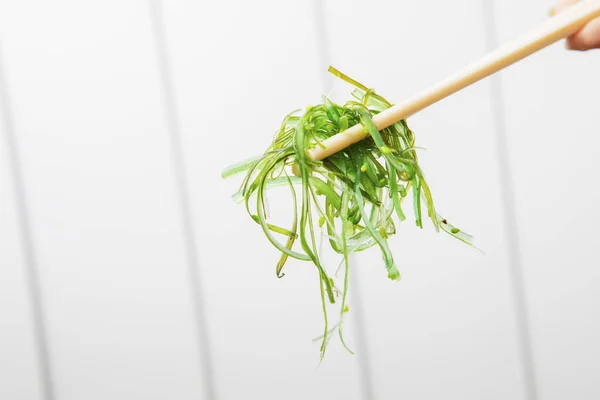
[222, 67, 473, 360]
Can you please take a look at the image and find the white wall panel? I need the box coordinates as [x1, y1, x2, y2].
[159, 0, 364, 399]
[323, 0, 526, 399]
[2, 0, 596, 398]
[0, 1, 207, 399]
[493, 1, 600, 399]
[0, 65, 43, 400]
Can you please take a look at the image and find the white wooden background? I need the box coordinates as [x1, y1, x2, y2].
[0, 1, 599, 399]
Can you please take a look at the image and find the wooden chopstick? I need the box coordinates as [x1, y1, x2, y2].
[307, 0, 600, 161]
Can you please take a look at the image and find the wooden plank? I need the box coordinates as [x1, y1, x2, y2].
[159, 0, 364, 398]
[492, 1, 600, 398]
[0, 2, 208, 399]
[323, 0, 527, 398]
[0, 65, 43, 400]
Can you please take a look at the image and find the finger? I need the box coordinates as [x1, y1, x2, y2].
[550, 0, 600, 50]
[566, 17, 600, 50]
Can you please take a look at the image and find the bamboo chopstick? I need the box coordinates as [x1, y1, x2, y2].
[307, 0, 600, 162]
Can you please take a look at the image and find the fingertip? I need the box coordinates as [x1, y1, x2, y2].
[579, 19, 600, 50]
[567, 20, 600, 51]
[552, 0, 600, 51]
[564, 39, 573, 50]
[566, 36, 585, 51]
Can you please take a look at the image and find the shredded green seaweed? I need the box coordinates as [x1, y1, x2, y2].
[222, 66, 473, 360]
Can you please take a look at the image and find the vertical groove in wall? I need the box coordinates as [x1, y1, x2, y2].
[147, 2, 216, 399]
[312, 1, 374, 399]
[312, 0, 333, 90]
[348, 265, 375, 400]
[0, 42, 55, 400]
[481, 2, 538, 400]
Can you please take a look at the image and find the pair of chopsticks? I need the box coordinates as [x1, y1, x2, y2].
[307, 0, 600, 162]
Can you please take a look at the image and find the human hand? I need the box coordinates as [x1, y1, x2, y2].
[551, 0, 600, 50]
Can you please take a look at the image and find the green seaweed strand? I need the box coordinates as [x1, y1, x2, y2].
[222, 66, 474, 358]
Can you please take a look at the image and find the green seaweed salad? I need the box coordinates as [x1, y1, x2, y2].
[222, 66, 473, 360]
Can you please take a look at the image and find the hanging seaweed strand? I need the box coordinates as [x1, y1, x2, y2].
[222, 67, 473, 360]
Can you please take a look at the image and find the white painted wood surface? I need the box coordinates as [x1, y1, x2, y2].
[0, 1, 598, 399]
[158, 0, 364, 398]
[0, 1, 208, 399]
[494, 1, 600, 399]
[0, 70, 43, 400]
[324, 1, 526, 399]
